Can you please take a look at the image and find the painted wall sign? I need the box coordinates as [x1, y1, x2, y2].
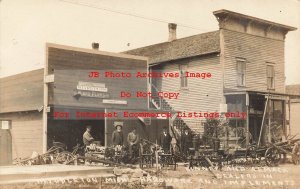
[76, 85, 108, 92]
[78, 81, 106, 88]
[74, 81, 109, 98]
[74, 90, 110, 98]
[77, 81, 108, 92]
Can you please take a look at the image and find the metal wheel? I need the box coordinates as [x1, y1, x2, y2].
[265, 147, 281, 167]
[292, 143, 300, 165]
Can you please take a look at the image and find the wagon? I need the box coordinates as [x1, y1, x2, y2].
[264, 138, 300, 166]
[244, 137, 300, 167]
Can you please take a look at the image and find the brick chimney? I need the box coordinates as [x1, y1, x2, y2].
[92, 42, 99, 50]
[168, 23, 177, 42]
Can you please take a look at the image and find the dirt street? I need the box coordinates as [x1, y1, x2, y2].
[1, 163, 299, 189]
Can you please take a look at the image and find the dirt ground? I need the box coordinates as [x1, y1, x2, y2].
[1, 163, 300, 189]
[152, 163, 300, 189]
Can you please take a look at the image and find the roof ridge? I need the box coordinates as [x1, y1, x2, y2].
[123, 30, 219, 53]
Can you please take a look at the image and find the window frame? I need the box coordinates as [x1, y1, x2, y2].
[266, 63, 275, 90]
[179, 64, 188, 89]
[236, 58, 246, 87]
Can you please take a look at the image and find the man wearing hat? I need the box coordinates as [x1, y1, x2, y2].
[83, 125, 94, 146]
[182, 127, 192, 156]
[112, 123, 124, 146]
[160, 126, 172, 153]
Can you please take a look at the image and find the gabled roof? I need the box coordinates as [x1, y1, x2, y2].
[124, 31, 220, 65]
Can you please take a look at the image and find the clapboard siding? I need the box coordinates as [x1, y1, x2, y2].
[48, 47, 147, 73]
[222, 29, 285, 92]
[153, 55, 222, 133]
[0, 69, 44, 113]
[0, 112, 43, 159]
[48, 46, 149, 110]
[290, 102, 300, 136]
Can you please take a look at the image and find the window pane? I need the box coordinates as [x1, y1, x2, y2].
[267, 65, 274, 77]
[267, 65, 275, 89]
[184, 75, 188, 87]
[180, 66, 188, 88]
[238, 73, 244, 85]
[237, 62, 242, 73]
[267, 66, 271, 77]
[237, 61, 246, 86]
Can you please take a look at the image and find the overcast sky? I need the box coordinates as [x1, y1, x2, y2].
[0, 0, 299, 84]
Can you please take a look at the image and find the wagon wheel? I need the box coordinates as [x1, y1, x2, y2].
[265, 147, 281, 167]
[292, 143, 300, 165]
[55, 151, 75, 164]
[246, 146, 261, 164]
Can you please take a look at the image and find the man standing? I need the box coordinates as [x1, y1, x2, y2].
[83, 125, 94, 146]
[127, 127, 140, 157]
[182, 128, 192, 156]
[160, 127, 171, 153]
[112, 124, 123, 146]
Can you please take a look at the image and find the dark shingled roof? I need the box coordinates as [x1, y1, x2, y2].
[124, 30, 220, 64]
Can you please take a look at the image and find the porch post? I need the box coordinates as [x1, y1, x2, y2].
[246, 92, 249, 146]
[288, 97, 291, 136]
[42, 45, 49, 153]
[104, 108, 107, 147]
[268, 100, 271, 143]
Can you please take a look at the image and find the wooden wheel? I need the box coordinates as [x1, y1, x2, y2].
[265, 147, 281, 167]
[292, 143, 300, 165]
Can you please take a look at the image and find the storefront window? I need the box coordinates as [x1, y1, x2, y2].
[264, 100, 284, 142]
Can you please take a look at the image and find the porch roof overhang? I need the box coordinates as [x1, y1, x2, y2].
[223, 88, 300, 99]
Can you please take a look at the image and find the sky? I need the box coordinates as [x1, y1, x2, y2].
[0, 0, 299, 84]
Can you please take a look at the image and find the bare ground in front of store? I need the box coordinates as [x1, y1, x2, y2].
[0, 163, 300, 189]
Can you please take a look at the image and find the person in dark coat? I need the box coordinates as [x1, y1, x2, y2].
[127, 127, 140, 157]
[160, 127, 172, 153]
[182, 128, 192, 156]
[112, 125, 123, 146]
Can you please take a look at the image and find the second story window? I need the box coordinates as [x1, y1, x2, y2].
[267, 64, 275, 89]
[236, 58, 246, 86]
[179, 64, 188, 88]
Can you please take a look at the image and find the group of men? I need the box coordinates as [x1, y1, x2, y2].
[83, 125, 193, 156]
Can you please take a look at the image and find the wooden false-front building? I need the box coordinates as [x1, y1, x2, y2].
[0, 44, 169, 165]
